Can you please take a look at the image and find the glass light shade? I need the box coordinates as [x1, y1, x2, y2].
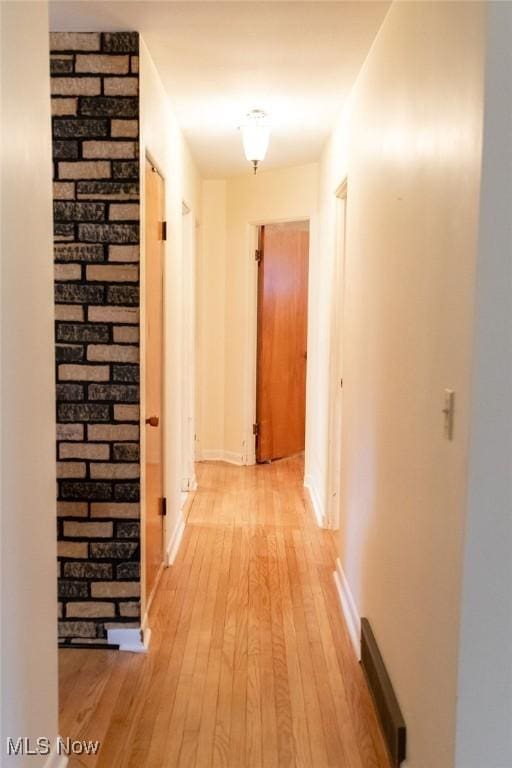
[241, 111, 270, 163]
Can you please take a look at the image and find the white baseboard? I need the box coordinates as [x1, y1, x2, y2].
[43, 740, 68, 768]
[304, 474, 326, 528]
[140, 611, 152, 650]
[167, 510, 185, 566]
[333, 557, 361, 660]
[115, 510, 188, 655]
[198, 449, 245, 465]
[106, 626, 150, 653]
[140, 558, 165, 647]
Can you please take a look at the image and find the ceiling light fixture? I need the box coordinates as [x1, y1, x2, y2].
[240, 109, 270, 174]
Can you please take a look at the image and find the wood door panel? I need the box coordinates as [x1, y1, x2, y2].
[257, 222, 309, 462]
[144, 159, 165, 601]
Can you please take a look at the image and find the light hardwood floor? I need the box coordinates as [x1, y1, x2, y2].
[60, 456, 391, 768]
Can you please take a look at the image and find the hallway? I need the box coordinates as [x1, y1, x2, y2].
[59, 457, 390, 768]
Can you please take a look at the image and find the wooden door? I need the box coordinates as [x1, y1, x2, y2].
[144, 158, 165, 601]
[256, 221, 309, 462]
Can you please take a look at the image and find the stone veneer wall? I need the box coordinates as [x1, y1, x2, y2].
[50, 32, 141, 646]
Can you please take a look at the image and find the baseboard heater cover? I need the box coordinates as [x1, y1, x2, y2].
[360, 618, 406, 766]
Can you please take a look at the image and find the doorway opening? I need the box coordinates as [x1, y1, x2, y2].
[255, 221, 309, 463]
[327, 180, 347, 530]
[143, 157, 166, 608]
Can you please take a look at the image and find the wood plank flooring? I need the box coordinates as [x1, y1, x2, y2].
[59, 456, 391, 768]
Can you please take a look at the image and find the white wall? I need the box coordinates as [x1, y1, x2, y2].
[314, 3, 486, 767]
[197, 163, 319, 464]
[455, 3, 512, 765]
[139, 39, 201, 603]
[1, 2, 60, 765]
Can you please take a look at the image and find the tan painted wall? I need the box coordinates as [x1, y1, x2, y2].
[197, 164, 319, 462]
[315, 3, 486, 767]
[0, 1, 60, 763]
[196, 181, 227, 458]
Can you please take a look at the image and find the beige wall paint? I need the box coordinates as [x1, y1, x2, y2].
[196, 181, 227, 458]
[315, 3, 486, 767]
[197, 164, 318, 463]
[139, 39, 201, 601]
[0, 2, 60, 763]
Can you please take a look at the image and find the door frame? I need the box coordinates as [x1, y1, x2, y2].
[327, 179, 348, 529]
[243, 215, 314, 467]
[140, 151, 167, 621]
[180, 200, 198, 495]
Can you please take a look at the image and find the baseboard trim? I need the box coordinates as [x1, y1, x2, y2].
[198, 449, 245, 466]
[136, 510, 188, 651]
[43, 739, 69, 768]
[333, 557, 361, 660]
[106, 626, 150, 653]
[140, 557, 165, 648]
[140, 611, 152, 651]
[167, 510, 185, 566]
[304, 475, 325, 528]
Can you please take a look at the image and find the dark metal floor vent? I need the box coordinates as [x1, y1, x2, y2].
[360, 618, 406, 766]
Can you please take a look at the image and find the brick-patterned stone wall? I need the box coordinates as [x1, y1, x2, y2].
[50, 32, 141, 646]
